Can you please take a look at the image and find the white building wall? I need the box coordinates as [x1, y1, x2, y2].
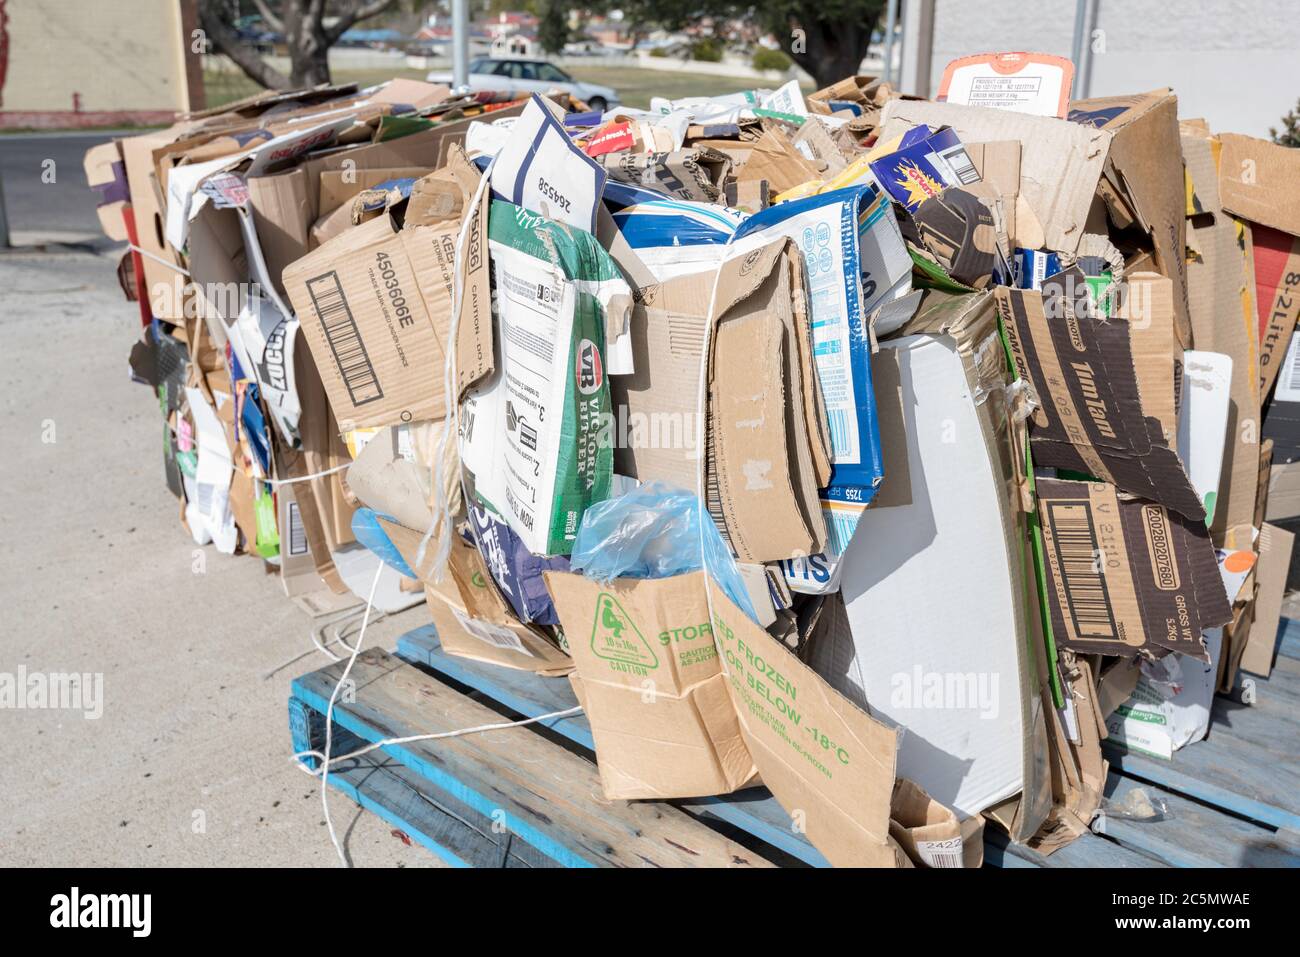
[927, 0, 1299, 138]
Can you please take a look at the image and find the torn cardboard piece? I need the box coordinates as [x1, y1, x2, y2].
[705, 239, 829, 563]
[1240, 522, 1294, 677]
[1035, 478, 1231, 659]
[996, 269, 1205, 520]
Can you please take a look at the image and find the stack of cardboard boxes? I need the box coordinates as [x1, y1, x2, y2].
[85, 60, 1300, 867]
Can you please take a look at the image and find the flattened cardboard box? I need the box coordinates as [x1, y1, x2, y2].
[1181, 127, 1262, 543]
[1240, 522, 1294, 677]
[1035, 478, 1230, 658]
[608, 270, 711, 488]
[282, 155, 487, 431]
[882, 92, 1191, 341]
[283, 211, 449, 429]
[545, 571, 757, 800]
[705, 239, 829, 563]
[706, 574, 903, 867]
[547, 569, 905, 866]
[814, 290, 1050, 826]
[996, 270, 1204, 520]
[421, 534, 572, 675]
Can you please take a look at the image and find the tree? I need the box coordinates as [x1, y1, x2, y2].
[536, 2, 572, 54]
[198, 0, 402, 90]
[1272, 98, 1300, 149]
[611, 0, 886, 90]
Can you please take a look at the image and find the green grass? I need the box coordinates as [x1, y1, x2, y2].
[203, 66, 802, 112]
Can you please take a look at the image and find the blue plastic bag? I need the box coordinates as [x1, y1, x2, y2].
[570, 483, 759, 623]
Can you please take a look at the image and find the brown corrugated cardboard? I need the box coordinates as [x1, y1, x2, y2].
[120, 124, 197, 321]
[733, 128, 822, 194]
[246, 168, 313, 295]
[608, 270, 711, 487]
[1071, 92, 1191, 344]
[545, 571, 758, 800]
[1267, 460, 1300, 520]
[1218, 132, 1300, 239]
[1035, 478, 1231, 658]
[1181, 127, 1262, 546]
[1240, 522, 1294, 677]
[284, 210, 448, 430]
[424, 578, 573, 676]
[997, 269, 1204, 520]
[705, 573, 904, 867]
[889, 778, 983, 868]
[414, 531, 573, 674]
[317, 166, 433, 220]
[882, 92, 1192, 341]
[706, 239, 828, 562]
[879, 99, 1106, 259]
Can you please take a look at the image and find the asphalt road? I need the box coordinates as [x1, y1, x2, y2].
[1, 131, 119, 242]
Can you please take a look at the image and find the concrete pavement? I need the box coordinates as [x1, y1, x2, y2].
[0, 162, 445, 866]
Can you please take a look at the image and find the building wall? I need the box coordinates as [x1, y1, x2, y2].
[0, 0, 203, 128]
[928, 0, 1298, 138]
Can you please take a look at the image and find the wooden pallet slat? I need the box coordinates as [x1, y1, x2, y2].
[289, 619, 1300, 868]
[290, 648, 774, 868]
[395, 624, 1137, 869]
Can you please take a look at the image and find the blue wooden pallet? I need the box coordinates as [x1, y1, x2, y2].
[392, 624, 1149, 868]
[289, 619, 1300, 868]
[289, 647, 775, 867]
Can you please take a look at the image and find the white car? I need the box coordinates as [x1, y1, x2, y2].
[428, 57, 620, 112]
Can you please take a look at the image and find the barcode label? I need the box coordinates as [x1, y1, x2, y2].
[915, 838, 963, 869]
[450, 608, 533, 657]
[825, 507, 858, 558]
[1275, 332, 1300, 402]
[306, 272, 383, 407]
[1047, 502, 1117, 640]
[287, 501, 308, 556]
[937, 144, 980, 185]
[195, 482, 214, 518]
[826, 408, 851, 457]
[462, 403, 477, 443]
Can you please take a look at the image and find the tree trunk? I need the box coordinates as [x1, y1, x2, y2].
[283, 2, 333, 88]
[198, 0, 291, 90]
[774, 4, 878, 91]
[779, 9, 875, 91]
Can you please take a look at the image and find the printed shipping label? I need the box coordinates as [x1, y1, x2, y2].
[914, 837, 964, 869]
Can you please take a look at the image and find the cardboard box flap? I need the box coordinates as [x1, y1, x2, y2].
[282, 210, 451, 430]
[706, 577, 902, 866]
[1071, 91, 1190, 343]
[1240, 522, 1296, 676]
[996, 270, 1204, 520]
[707, 240, 828, 562]
[879, 99, 1108, 255]
[1218, 133, 1300, 238]
[545, 571, 758, 800]
[1035, 478, 1229, 658]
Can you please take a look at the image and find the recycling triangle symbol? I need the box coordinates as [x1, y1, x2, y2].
[590, 592, 658, 669]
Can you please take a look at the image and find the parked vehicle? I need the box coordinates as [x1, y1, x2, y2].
[428, 57, 620, 112]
